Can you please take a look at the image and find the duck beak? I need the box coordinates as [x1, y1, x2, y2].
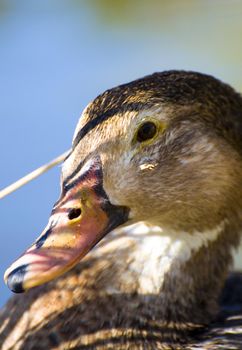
[4, 157, 129, 293]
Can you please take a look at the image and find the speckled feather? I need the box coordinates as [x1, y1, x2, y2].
[1, 235, 242, 350]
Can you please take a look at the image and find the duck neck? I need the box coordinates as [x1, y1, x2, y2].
[95, 220, 240, 329]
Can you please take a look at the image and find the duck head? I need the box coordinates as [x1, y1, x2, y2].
[5, 71, 242, 293]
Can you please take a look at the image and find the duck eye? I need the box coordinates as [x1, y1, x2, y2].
[137, 121, 157, 142]
[68, 208, 82, 220]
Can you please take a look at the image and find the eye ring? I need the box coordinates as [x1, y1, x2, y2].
[136, 121, 157, 143]
[68, 208, 82, 220]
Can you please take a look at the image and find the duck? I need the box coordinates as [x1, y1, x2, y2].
[1, 70, 242, 350]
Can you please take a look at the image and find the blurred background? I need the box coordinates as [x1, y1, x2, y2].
[1, 0, 242, 306]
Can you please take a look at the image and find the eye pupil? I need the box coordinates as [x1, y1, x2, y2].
[137, 122, 157, 142]
[68, 208, 82, 220]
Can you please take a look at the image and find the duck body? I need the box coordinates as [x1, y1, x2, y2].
[1, 230, 242, 350]
[1, 71, 242, 349]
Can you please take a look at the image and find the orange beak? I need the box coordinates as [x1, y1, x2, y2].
[4, 157, 129, 293]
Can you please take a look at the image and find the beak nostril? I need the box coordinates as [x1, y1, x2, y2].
[68, 208, 82, 220]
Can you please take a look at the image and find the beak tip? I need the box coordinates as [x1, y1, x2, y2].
[5, 264, 28, 293]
